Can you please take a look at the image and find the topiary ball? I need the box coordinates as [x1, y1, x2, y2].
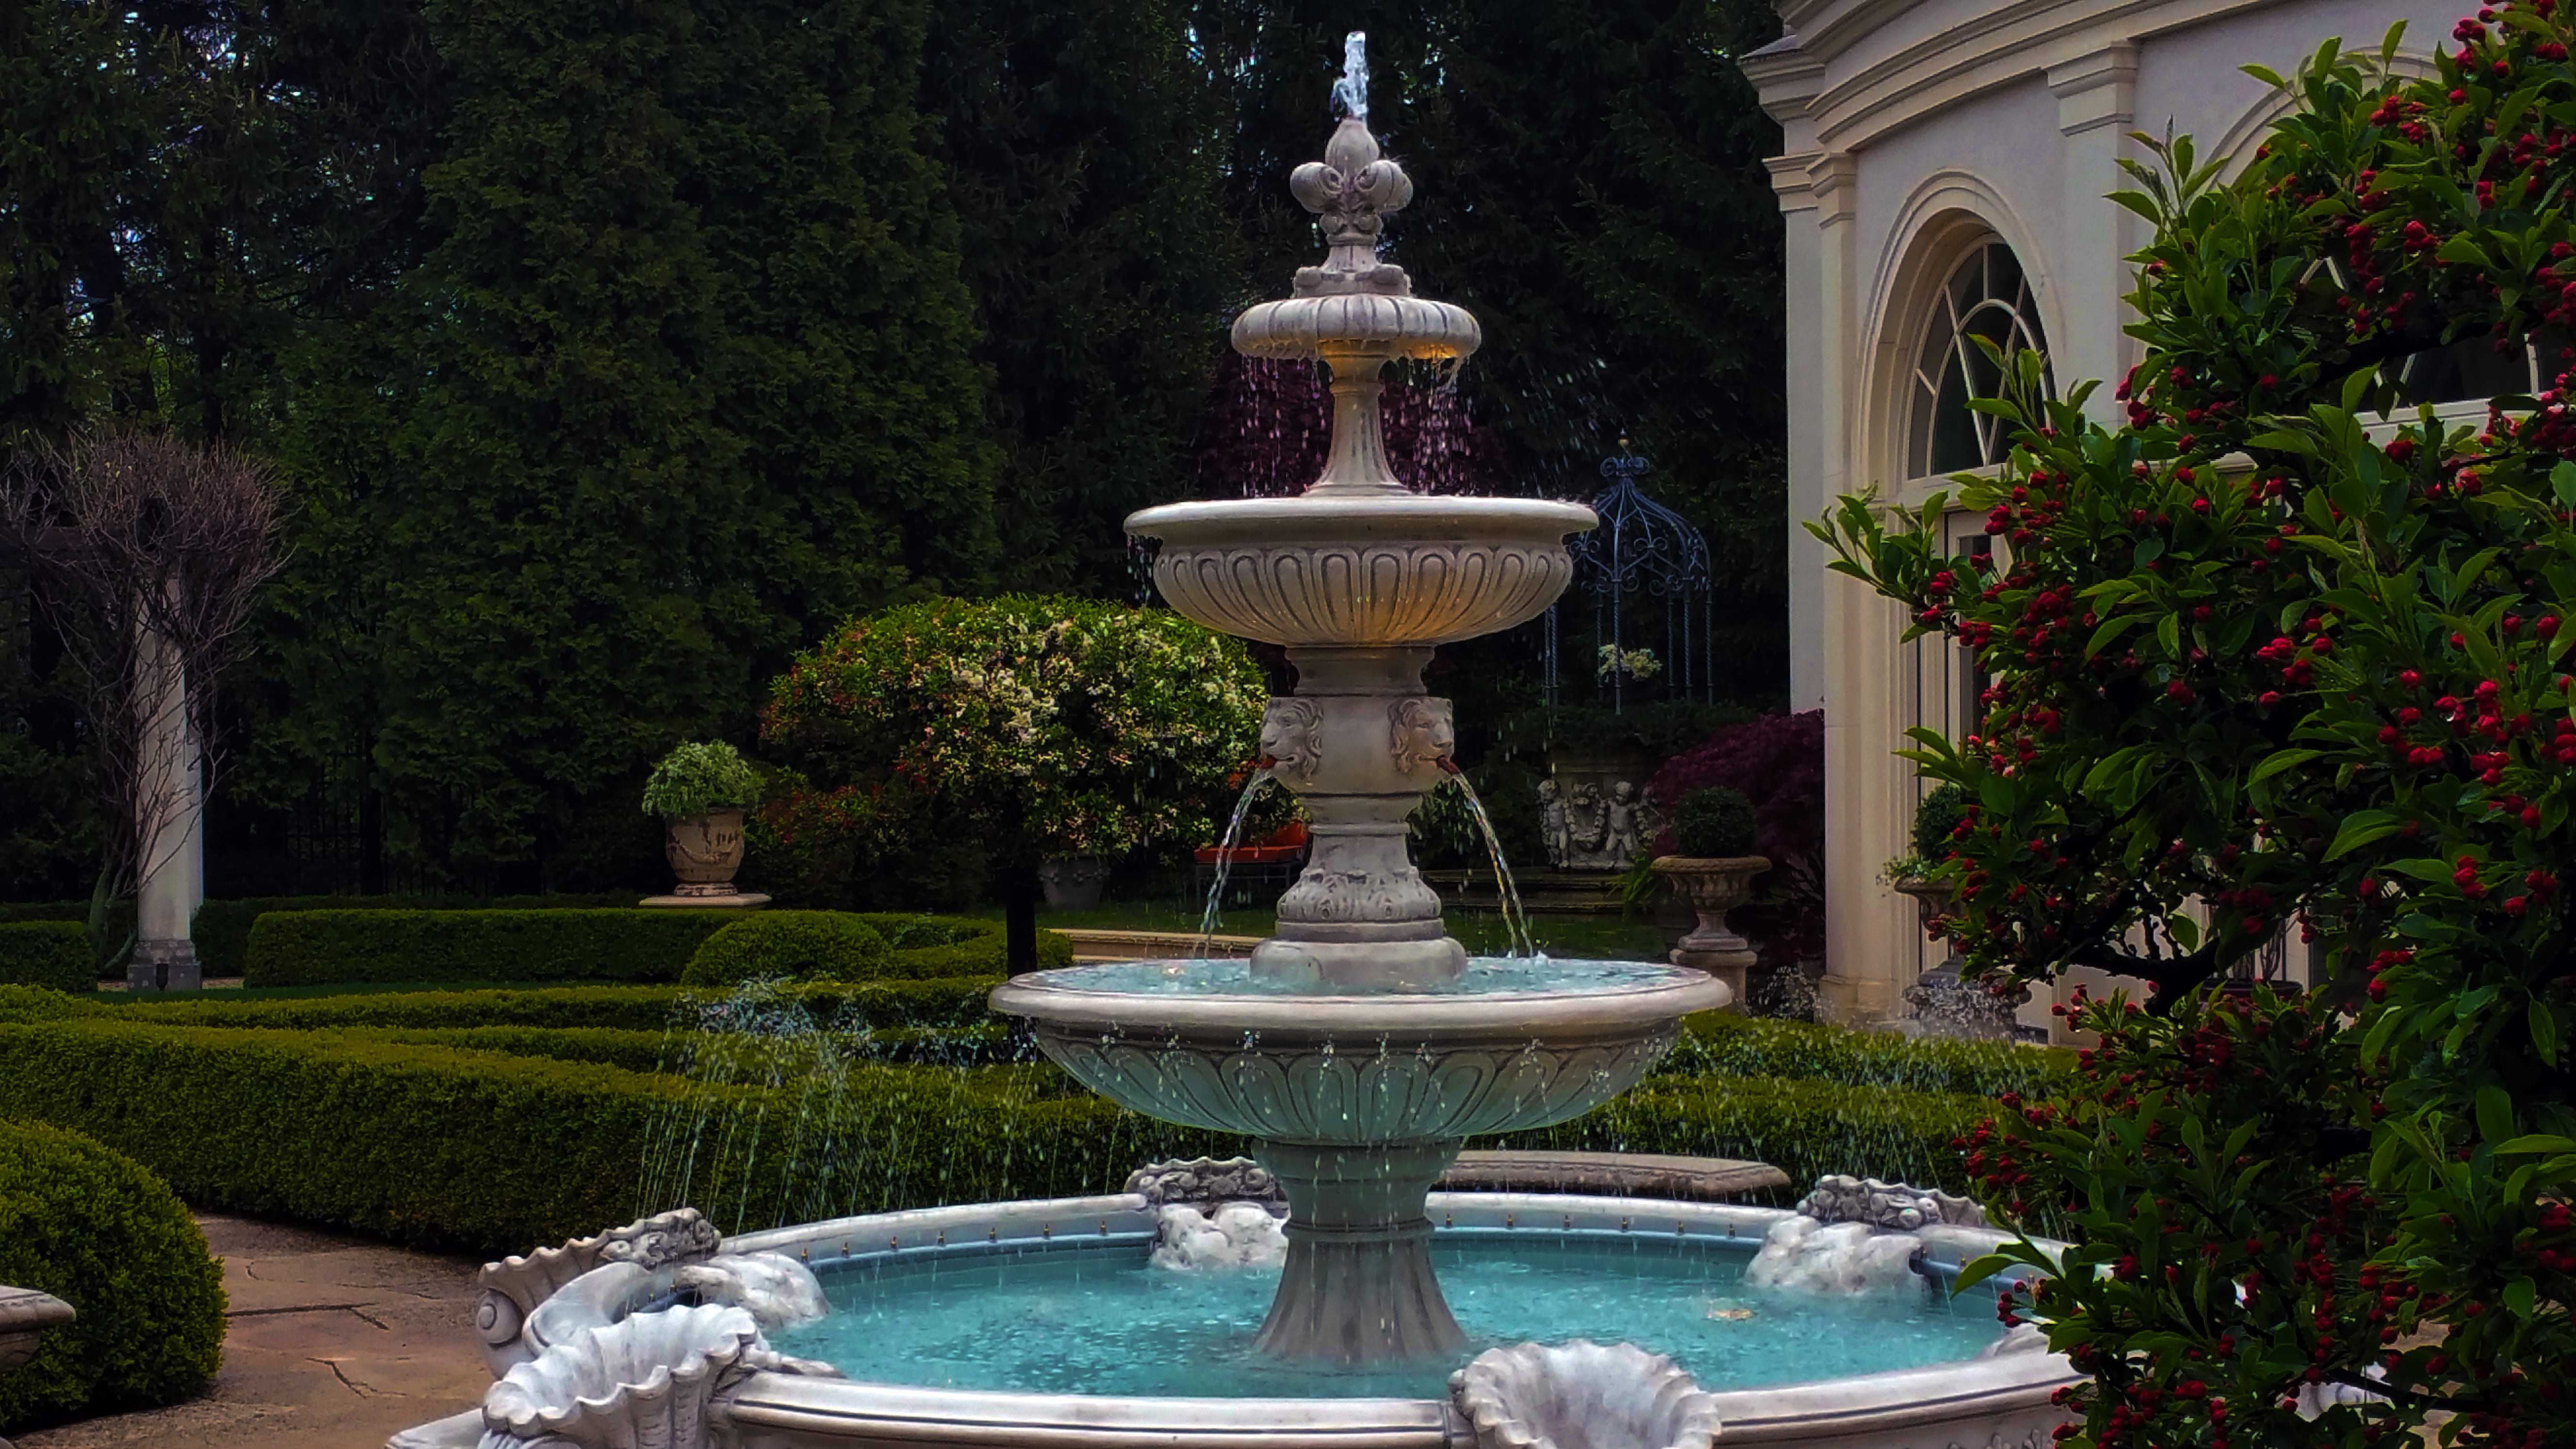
[1910, 782, 1972, 862]
[0, 1119, 227, 1432]
[680, 911, 892, 988]
[1671, 787, 1759, 857]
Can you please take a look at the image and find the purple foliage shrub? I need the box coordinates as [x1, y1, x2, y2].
[1648, 709, 1825, 961]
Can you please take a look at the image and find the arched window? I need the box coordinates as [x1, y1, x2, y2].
[1907, 241, 2050, 477]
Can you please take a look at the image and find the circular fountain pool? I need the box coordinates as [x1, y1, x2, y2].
[767, 1227, 2001, 1401]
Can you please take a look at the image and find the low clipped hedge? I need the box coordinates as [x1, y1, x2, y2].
[244, 909, 741, 987]
[0, 1118, 227, 1433]
[0, 894, 637, 979]
[85, 979, 1003, 1033]
[681, 912, 893, 987]
[0, 1011, 1212, 1254]
[1510, 1072, 1990, 1198]
[1658, 1011, 2078, 1101]
[242, 908, 1066, 988]
[0, 922, 90, 993]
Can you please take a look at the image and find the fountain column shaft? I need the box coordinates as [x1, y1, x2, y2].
[1253, 647, 1465, 989]
[1251, 1140, 1467, 1362]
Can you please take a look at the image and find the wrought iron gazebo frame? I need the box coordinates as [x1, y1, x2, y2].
[1543, 442, 1715, 709]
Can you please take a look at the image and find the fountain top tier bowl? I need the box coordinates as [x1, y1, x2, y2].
[1127, 113, 1594, 654]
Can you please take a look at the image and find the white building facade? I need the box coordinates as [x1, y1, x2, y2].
[1744, 0, 2464, 1024]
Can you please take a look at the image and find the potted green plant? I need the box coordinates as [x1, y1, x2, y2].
[1647, 786, 1767, 1009]
[640, 741, 766, 904]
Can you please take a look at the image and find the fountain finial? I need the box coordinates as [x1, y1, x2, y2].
[1288, 34, 1414, 298]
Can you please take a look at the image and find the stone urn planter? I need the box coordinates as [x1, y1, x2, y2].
[1038, 855, 1110, 911]
[643, 809, 769, 909]
[1892, 876, 2026, 1040]
[1649, 854, 1769, 1010]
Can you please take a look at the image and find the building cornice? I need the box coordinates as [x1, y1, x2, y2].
[1747, 0, 2296, 151]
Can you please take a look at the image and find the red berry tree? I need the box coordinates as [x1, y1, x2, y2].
[1816, 16, 2575, 1448]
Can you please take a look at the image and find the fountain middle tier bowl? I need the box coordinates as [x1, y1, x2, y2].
[1127, 495, 1595, 649]
[988, 958, 1730, 1144]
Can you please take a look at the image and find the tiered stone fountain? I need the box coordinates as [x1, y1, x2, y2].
[392, 47, 2078, 1449]
[985, 104, 1728, 1366]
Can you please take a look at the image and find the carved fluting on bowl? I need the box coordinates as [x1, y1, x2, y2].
[1154, 537, 1575, 649]
[1233, 293, 1481, 362]
[1028, 1026, 1675, 1144]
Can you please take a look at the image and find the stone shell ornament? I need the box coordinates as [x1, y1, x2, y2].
[1449, 1340, 1723, 1449]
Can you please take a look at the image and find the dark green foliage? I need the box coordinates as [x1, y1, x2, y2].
[680, 912, 892, 988]
[1670, 787, 1757, 858]
[925, 0, 1238, 591]
[347, 0, 995, 884]
[0, 1119, 227, 1432]
[244, 908, 739, 986]
[0, 924, 90, 993]
[1908, 783, 1971, 865]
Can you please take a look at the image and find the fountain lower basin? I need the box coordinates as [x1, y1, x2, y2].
[677, 1194, 2072, 1449]
[990, 959, 1730, 1362]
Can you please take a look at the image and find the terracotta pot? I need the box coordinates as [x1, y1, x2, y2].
[1039, 855, 1111, 911]
[663, 809, 747, 897]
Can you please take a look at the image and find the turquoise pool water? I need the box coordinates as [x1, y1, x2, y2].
[769, 1234, 2000, 1399]
[1031, 957, 1696, 998]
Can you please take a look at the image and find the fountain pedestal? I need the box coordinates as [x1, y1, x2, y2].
[1252, 1140, 1465, 1360]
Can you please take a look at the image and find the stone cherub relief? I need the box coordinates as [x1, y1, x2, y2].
[1539, 776, 1662, 872]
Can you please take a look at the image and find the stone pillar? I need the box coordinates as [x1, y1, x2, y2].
[131, 626, 202, 992]
[2048, 46, 2143, 421]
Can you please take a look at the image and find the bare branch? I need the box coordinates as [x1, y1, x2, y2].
[0, 428, 286, 900]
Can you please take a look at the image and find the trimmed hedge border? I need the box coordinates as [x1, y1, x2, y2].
[242, 909, 1070, 988]
[0, 894, 639, 979]
[0, 977, 1996, 1253]
[0, 1118, 227, 1432]
[0, 1013, 1212, 1253]
[0, 923, 91, 993]
[1662, 1012, 2077, 1101]
[77, 980, 1003, 1032]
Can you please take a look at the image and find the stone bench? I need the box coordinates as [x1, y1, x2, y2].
[1437, 1150, 1789, 1202]
[0, 1285, 76, 1449]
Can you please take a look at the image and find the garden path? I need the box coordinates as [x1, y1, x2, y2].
[18, 1215, 486, 1449]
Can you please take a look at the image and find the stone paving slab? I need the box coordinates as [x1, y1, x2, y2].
[16, 1215, 487, 1449]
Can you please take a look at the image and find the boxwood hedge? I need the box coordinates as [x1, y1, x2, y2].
[0, 1118, 227, 1433]
[0, 972, 2006, 1254]
[0, 922, 90, 993]
[241, 909, 1069, 988]
[0, 893, 640, 979]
